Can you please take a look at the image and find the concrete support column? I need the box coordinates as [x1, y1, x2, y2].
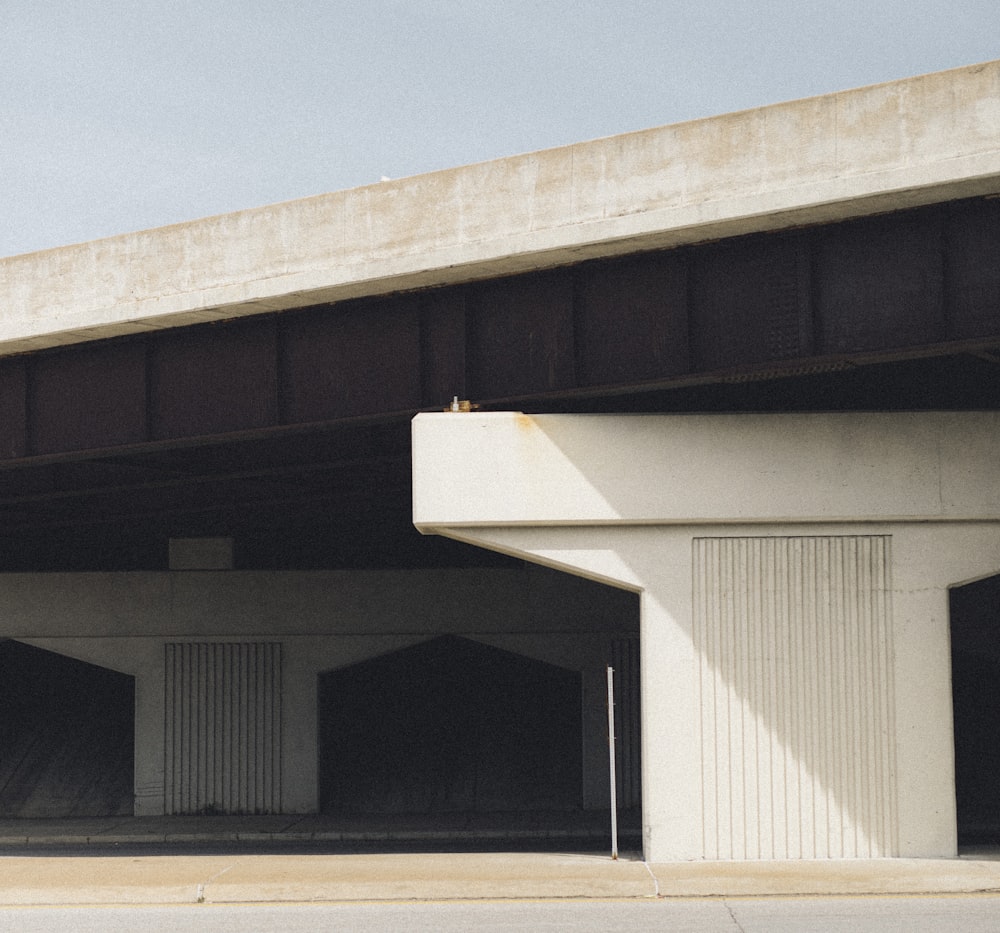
[411, 411, 1000, 863]
[635, 534, 699, 862]
[639, 582, 702, 862]
[283, 642, 320, 813]
[892, 579, 954, 856]
[133, 651, 166, 816]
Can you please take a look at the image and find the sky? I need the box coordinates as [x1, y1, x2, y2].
[2, 0, 999, 258]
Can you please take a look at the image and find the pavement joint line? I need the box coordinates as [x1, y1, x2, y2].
[642, 860, 661, 897]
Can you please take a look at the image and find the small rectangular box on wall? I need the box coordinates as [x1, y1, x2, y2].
[168, 537, 234, 571]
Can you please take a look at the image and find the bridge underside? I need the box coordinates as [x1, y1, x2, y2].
[0, 197, 998, 573]
[0, 196, 997, 853]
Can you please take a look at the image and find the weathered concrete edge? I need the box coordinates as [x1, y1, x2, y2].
[2, 155, 996, 358]
[1, 59, 998, 356]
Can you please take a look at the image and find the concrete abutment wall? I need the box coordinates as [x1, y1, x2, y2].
[1, 567, 636, 818]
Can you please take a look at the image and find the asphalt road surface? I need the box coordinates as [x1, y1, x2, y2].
[1, 896, 999, 932]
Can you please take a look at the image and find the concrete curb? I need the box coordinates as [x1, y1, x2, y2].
[0, 852, 654, 906]
[646, 858, 1000, 898]
[1, 852, 1000, 906]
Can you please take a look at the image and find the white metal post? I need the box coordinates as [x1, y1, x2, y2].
[607, 664, 618, 860]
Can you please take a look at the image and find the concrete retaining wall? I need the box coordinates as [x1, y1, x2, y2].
[4, 566, 636, 816]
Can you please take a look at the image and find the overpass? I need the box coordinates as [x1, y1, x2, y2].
[0, 60, 998, 862]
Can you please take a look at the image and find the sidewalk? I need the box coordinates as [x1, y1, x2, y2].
[2, 851, 1000, 905]
[0, 816, 998, 905]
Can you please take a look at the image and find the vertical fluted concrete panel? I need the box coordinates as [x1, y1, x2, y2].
[693, 536, 896, 859]
[164, 642, 282, 814]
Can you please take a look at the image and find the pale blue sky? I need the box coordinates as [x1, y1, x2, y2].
[2, 1, 998, 257]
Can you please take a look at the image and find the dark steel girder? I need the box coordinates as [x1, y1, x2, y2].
[0, 195, 998, 571]
[0, 196, 997, 468]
